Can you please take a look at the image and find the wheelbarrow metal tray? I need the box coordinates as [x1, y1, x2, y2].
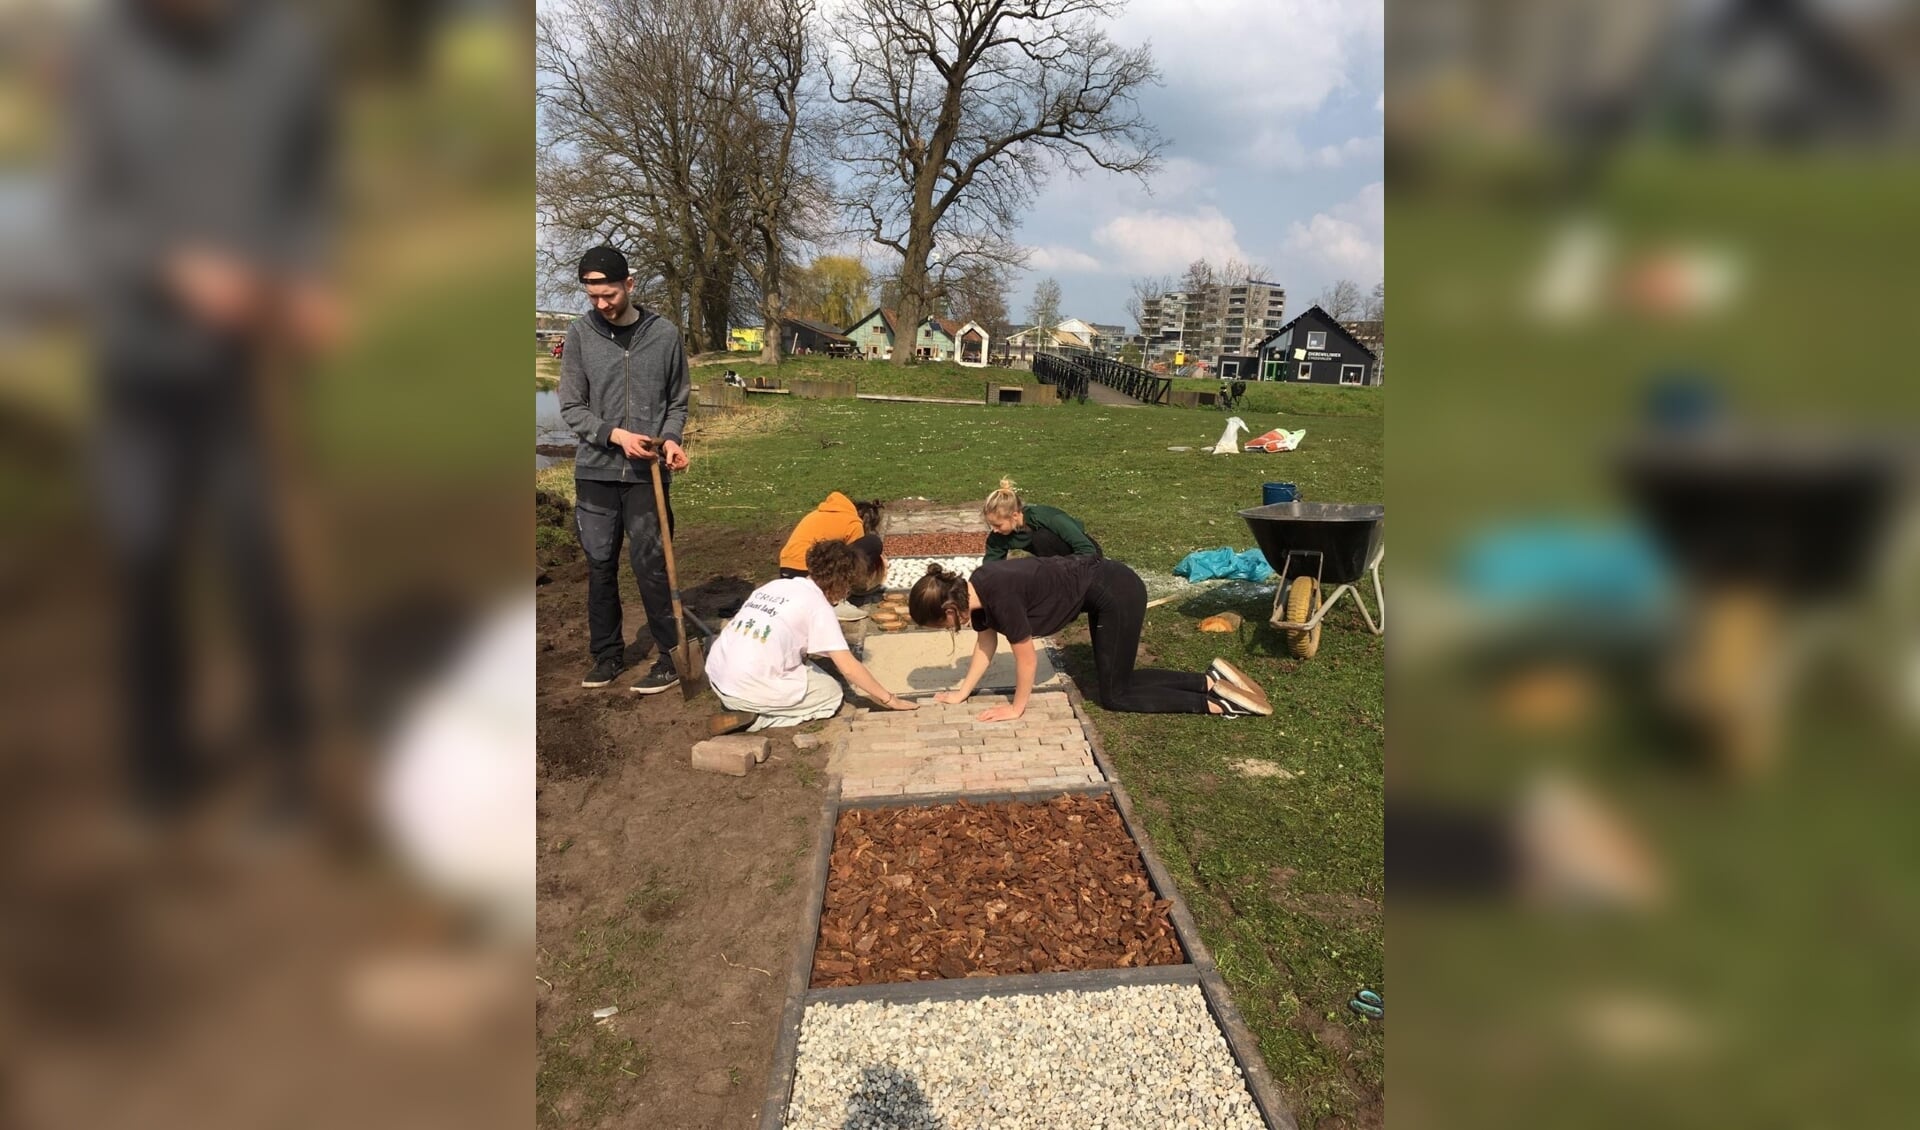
[1238, 502, 1386, 584]
[1615, 434, 1908, 593]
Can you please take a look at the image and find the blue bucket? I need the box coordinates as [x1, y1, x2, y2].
[1263, 482, 1298, 505]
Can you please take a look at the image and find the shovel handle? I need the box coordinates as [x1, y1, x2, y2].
[649, 460, 691, 645]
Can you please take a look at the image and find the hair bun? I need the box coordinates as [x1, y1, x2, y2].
[922, 562, 948, 580]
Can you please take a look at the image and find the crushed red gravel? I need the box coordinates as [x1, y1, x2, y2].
[810, 794, 1184, 987]
[883, 532, 987, 557]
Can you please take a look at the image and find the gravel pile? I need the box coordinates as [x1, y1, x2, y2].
[785, 983, 1266, 1129]
[883, 555, 981, 591]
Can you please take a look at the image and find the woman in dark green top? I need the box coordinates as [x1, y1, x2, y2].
[981, 478, 1102, 560]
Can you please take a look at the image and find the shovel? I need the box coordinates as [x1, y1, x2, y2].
[649, 458, 706, 699]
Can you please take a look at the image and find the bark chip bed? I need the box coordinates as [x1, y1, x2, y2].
[883, 531, 988, 557]
[810, 794, 1182, 987]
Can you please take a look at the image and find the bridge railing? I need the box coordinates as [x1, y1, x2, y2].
[1084, 356, 1172, 405]
[1031, 351, 1090, 402]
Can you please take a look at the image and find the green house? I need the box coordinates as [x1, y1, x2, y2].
[845, 307, 962, 361]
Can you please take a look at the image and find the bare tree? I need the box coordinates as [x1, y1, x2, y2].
[1317, 278, 1364, 321]
[1364, 280, 1385, 322]
[827, 0, 1162, 365]
[1026, 276, 1063, 340]
[1180, 258, 1218, 296]
[949, 260, 1011, 330]
[688, 0, 831, 363]
[538, 2, 731, 350]
[537, 0, 828, 358]
[1218, 257, 1272, 285]
[1124, 272, 1176, 332]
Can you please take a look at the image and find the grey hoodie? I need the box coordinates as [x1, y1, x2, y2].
[558, 307, 691, 483]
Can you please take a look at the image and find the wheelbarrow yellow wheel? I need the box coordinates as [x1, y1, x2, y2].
[1285, 576, 1322, 659]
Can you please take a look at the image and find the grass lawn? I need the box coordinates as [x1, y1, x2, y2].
[1165, 376, 1384, 418]
[534, 392, 1384, 1125]
[536, 337, 559, 390]
[692, 355, 1040, 402]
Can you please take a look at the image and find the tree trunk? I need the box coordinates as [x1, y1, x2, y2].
[890, 245, 930, 367]
[664, 276, 686, 345]
[700, 275, 731, 357]
[759, 231, 785, 365]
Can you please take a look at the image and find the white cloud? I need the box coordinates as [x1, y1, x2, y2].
[1375, 91, 1385, 113]
[1136, 156, 1214, 202]
[1116, 0, 1383, 120]
[1280, 182, 1383, 285]
[1024, 244, 1103, 273]
[1091, 207, 1247, 273]
[1245, 130, 1383, 172]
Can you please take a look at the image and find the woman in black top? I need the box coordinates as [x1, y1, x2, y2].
[907, 558, 1273, 722]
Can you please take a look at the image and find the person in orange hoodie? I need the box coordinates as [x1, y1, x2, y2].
[778, 493, 885, 620]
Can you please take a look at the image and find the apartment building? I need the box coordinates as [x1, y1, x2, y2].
[1138, 281, 1287, 365]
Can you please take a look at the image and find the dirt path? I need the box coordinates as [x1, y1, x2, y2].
[536, 534, 831, 1129]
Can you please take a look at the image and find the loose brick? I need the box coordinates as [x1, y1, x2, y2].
[690, 735, 763, 776]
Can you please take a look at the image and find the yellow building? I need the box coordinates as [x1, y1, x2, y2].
[728, 325, 765, 352]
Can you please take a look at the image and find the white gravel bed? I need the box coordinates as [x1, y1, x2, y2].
[785, 983, 1266, 1130]
[882, 554, 982, 591]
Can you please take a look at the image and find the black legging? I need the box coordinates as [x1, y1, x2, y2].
[1082, 559, 1211, 714]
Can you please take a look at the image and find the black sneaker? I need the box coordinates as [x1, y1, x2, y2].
[582, 655, 626, 688]
[630, 659, 680, 695]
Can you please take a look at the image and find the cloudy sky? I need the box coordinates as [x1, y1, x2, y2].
[995, 0, 1383, 329]
[537, 0, 1382, 329]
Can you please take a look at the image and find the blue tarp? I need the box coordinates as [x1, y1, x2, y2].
[1453, 523, 1671, 611]
[1173, 547, 1278, 583]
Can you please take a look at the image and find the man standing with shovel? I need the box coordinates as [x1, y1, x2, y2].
[559, 246, 690, 693]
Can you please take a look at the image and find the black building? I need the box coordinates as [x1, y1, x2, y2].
[1251, 305, 1378, 386]
[774, 315, 854, 355]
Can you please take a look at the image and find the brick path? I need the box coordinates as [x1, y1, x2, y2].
[829, 690, 1101, 799]
[877, 503, 981, 536]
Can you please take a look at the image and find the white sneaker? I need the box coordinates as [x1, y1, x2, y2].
[833, 600, 869, 621]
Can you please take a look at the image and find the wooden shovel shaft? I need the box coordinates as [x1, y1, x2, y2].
[649, 460, 705, 690]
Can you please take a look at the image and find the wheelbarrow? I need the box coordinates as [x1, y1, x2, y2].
[1614, 431, 1916, 774]
[1238, 501, 1386, 658]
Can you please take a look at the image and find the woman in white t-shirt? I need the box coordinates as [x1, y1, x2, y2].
[706, 540, 918, 733]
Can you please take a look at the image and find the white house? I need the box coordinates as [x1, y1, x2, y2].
[954, 321, 990, 367]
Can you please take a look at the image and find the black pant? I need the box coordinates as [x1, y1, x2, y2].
[1082, 559, 1210, 714]
[575, 476, 679, 664]
[96, 367, 308, 809]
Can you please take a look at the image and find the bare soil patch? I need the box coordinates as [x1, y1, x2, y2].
[537, 525, 830, 1129]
